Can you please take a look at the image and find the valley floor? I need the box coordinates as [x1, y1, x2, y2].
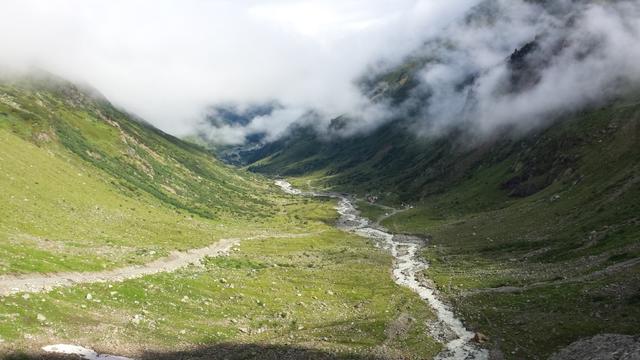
[0, 79, 445, 360]
[375, 197, 640, 359]
[0, 186, 441, 360]
[275, 180, 487, 359]
[3, 174, 638, 360]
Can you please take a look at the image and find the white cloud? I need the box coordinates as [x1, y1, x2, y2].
[0, 0, 479, 136]
[5, 0, 631, 145]
[405, 0, 640, 138]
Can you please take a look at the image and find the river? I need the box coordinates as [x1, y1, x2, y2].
[275, 180, 488, 360]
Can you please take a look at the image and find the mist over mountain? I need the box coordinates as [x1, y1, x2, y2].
[399, 0, 640, 139]
[2, 1, 638, 143]
[2, 1, 639, 359]
[0, 0, 477, 136]
[199, 0, 640, 145]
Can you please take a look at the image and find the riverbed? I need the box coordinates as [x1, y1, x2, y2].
[276, 180, 487, 360]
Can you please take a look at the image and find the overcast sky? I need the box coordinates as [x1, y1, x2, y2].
[0, 0, 479, 135]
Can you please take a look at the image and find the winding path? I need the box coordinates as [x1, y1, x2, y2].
[20, 180, 487, 360]
[276, 180, 488, 360]
[0, 238, 239, 296]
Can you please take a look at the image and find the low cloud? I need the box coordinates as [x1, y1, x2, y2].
[399, 0, 640, 139]
[199, 0, 640, 145]
[0, 0, 478, 137]
[2, 1, 637, 145]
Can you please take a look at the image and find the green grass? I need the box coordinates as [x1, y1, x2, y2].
[368, 103, 640, 358]
[243, 96, 640, 359]
[0, 74, 443, 359]
[0, 76, 285, 275]
[0, 204, 440, 359]
[355, 201, 389, 223]
[452, 268, 640, 359]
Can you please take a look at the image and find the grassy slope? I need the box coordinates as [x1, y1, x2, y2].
[0, 74, 275, 274]
[243, 97, 640, 358]
[0, 74, 441, 359]
[1, 198, 440, 360]
[380, 101, 640, 358]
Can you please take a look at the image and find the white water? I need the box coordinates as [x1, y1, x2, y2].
[276, 180, 488, 360]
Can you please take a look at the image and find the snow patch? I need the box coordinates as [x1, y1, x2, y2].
[42, 344, 133, 360]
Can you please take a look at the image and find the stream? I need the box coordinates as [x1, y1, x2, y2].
[276, 180, 488, 360]
[43, 181, 487, 360]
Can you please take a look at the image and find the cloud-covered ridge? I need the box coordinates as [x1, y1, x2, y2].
[0, 0, 478, 137]
[201, 0, 640, 145]
[403, 0, 640, 139]
[1, 0, 638, 144]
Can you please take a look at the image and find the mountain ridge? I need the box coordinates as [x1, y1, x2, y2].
[1, 72, 448, 360]
[197, 8, 640, 356]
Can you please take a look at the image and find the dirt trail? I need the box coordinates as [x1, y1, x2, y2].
[0, 238, 241, 296]
[1, 231, 316, 298]
[28, 232, 310, 360]
[276, 180, 488, 360]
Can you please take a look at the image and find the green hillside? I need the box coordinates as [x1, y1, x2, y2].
[229, 56, 640, 359]
[0, 73, 442, 359]
[380, 101, 640, 358]
[0, 72, 274, 274]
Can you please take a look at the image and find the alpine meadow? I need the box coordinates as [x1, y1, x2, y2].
[0, 1, 639, 360]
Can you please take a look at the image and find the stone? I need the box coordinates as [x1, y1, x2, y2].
[472, 332, 489, 344]
[131, 314, 144, 325]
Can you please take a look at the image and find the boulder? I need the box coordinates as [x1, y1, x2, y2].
[472, 332, 489, 344]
